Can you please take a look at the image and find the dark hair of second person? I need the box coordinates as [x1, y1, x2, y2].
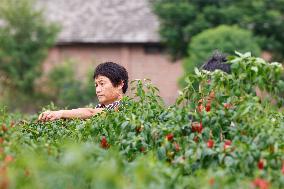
[201, 52, 231, 74]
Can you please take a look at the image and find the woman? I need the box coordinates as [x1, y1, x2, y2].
[38, 62, 128, 121]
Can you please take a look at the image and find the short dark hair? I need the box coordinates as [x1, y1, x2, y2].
[94, 62, 129, 93]
[201, 52, 231, 73]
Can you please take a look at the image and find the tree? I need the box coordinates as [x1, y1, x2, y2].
[46, 60, 97, 108]
[0, 0, 59, 94]
[152, 0, 284, 60]
[183, 25, 261, 77]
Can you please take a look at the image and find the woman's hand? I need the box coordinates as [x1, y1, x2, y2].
[38, 108, 104, 121]
[38, 110, 63, 122]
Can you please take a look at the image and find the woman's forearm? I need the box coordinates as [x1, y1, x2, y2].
[59, 108, 103, 119]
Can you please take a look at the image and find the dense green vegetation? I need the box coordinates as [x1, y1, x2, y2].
[0, 53, 283, 188]
[0, 0, 95, 112]
[152, 0, 284, 60]
[180, 25, 261, 85]
[0, 0, 59, 93]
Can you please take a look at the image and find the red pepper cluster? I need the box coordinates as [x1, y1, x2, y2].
[100, 136, 109, 149]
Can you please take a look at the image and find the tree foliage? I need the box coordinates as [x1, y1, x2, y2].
[152, 0, 284, 60]
[0, 0, 59, 93]
[46, 60, 97, 108]
[182, 25, 261, 80]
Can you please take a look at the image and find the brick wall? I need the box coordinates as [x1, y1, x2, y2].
[42, 43, 183, 105]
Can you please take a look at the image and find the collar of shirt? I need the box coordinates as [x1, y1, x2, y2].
[96, 100, 121, 110]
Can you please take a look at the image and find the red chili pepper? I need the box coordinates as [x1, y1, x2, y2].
[224, 140, 232, 150]
[258, 160, 264, 170]
[205, 104, 211, 112]
[4, 155, 13, 164]
[174, 142, 180, 152]
[252, 178, 270, 189]
[136, 126, 142, 133]
[2, 124, 8, 132]
[140, 146, 145, 152]
[194, 136, 199, 143]
[207, 139, 214, 148]
[100, 136, 109, 149]
[224, 140, 232, 145]
[224, 103, 232, 109]
[166, 133, 174, 141]
[192, 122, 203, 133]
[197, 104, 204, 113]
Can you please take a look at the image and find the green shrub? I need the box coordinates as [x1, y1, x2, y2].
[46, 60, 97, 108]
[185, 25, 260, 73]
[0, 0, 59, 112]
[152, 0, 284, 60]
[0, 0, 59, 94]
[180, 25, 261, 86]
[0, 53, 283, 188]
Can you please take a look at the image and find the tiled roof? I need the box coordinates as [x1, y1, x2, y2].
[37, 0, 160, 43]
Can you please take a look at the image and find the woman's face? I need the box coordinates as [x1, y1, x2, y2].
[95, 75, 123, 105]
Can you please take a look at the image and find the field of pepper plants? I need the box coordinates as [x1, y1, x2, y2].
[0, 52, 284, 189]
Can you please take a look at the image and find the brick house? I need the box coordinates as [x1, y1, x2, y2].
[38, 0, 182, 105]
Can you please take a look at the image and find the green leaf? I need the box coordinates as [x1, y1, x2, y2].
[194, 67, 201, 76]
[157, 146, 166, 160]
[251, 66, 258, 73]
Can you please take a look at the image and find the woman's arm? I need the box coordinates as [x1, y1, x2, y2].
[38, 108, 104, 121]
[60, 108, 104, 119]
